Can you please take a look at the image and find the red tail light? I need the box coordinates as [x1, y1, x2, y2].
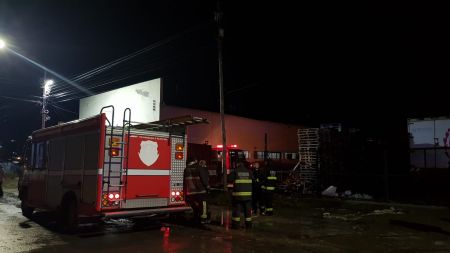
[175, 152, 183, 160]
[114, 193, 120, 199]
[175, 191, 180, 196]
[110, 148, 120, 157]
[171, 191, 176, 196]
[108, 193, 114, 200]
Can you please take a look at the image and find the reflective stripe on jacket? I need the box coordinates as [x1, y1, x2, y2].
[262, 173, 277, 191]
[230, 164, 253, 200]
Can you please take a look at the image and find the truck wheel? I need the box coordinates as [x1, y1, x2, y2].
[20, 190, 34, 219]
[58, 197, 78, 233]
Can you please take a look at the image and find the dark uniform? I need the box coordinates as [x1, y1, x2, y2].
[198, 160, 210, 222]
[229, 161, 253, 229]
[262, 169, 277, 216]
[184, 161, 208, 224]
[251, 163, 264, 215]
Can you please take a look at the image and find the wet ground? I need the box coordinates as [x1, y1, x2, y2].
[1, 179, 450, 253]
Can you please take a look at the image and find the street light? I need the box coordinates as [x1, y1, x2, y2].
[0, 39, 5, 49]
[41, 79, 54, 128]
[44, 79, 54, 96]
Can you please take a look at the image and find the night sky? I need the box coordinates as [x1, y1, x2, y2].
[0, 2, 445, 154]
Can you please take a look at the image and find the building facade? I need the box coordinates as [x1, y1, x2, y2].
[161, 105, 301, 164]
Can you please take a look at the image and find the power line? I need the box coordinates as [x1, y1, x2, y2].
[0, 95, 41, 104]
[225, 82, 262, 95]
[51, 40, 214, 98]
[51, 22, 213, 94]
[52, 44, 211, 103]
[48, 103, 78, 115]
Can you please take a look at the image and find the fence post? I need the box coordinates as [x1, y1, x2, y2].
[383, 150, 390, 201]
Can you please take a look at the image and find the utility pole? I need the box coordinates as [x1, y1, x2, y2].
[215, 1, 227, 190]
[264, 133, 268, 161]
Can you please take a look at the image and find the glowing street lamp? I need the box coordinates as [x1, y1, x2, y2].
[0, 39, 5, 49]
[44, 79, 54, 96]
[41, 79, 54, 128]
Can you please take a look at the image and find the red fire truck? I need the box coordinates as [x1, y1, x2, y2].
[211, 144, 246, 173]
[19, 106, 207, 231]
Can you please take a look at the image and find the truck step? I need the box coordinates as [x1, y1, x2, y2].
[104, 161, 123, 164]
[106, 133, 124, 137]
[106, 146, 123, 150]
[102, 181, 124, 185]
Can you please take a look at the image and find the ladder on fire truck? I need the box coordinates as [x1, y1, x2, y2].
[100, 106, 131, 204]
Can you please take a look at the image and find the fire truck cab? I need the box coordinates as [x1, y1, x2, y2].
[19, 106, 207, 231]
[211, 144, 247, 175]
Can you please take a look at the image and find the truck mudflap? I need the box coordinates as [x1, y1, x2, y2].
[102, 206, 192, 218]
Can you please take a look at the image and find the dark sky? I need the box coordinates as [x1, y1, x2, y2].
[0, 2, 445, 152]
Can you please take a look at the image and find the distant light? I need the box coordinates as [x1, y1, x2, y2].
[216, 144, 223, 148]
[0, 39, 5, 49]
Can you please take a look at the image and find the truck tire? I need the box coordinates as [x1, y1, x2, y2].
[58, 196, 78, 233]
[20, 190, 34, 219]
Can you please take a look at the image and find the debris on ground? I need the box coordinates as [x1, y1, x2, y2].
[323, 207, 403, 221]
[369, 207, 403, 215]
[348, 193, 373, 200]
[321, 186, 373, 200]
[321, 186, 338, 197]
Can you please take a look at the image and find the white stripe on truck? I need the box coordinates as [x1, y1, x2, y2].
[127, 169, 170, 176]
[97, 169, 170, 176]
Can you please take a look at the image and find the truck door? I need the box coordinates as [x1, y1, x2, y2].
[29, 141, 48, 206]
[122, 134, 171, 208]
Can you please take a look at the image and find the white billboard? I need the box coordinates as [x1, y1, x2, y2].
[79, 78, 161, 125]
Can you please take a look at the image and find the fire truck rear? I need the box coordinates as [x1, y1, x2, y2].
[19, 106, 207, 231]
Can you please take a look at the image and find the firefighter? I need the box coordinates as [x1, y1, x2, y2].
[261, 160, 277, 216]
[198, 159, 211, 223]
[251, 162, 264, 216]
[228, 159, 253, 229]
[0, 163, 5, 197]
[184, 158, 208, 225]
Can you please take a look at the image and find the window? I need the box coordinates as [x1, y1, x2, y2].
[254, 151, 265, 159]
[268, 152, 281, 160]
[32, 142, 47, 169]
[254, 151, 281, 160]
[284, 152, 298, 160]
[242, 150, 250, 159]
